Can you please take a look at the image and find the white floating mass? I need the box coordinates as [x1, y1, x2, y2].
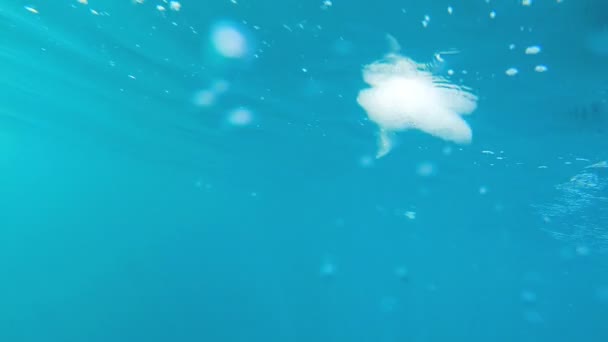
[24, 6, 38, 14]
[525, 45, 541, 55]
[210, 22, 249, 58]
[357, 53, 478, 158]
[169, 1, 181, 11]
[505, 67, 519, 76]
[227, 107, 253, 126]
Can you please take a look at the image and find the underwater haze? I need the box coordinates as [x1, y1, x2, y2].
[1, 0, 608, 341]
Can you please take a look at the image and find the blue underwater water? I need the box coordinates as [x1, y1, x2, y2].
[1, 0, 608, 341]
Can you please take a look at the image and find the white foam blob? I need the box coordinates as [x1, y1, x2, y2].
[193, 90, 215, 107]
[227, 107, 253, 126]
[320, 0, 332, 10]
[210, 23, 248, 58]
[404, 211, 416, 220]
[357, 53, 478, 158]
[506, 67, 519, 76]
[24, 6, 38, 14]
[525, 45, 541, 55]
[169, 1, 181, 11]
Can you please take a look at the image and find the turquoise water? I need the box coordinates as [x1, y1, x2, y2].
[1, 0, 607, 341]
